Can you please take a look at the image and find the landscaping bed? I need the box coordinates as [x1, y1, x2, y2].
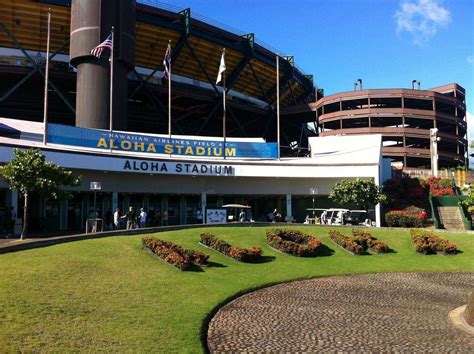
[200, 232, 262, 262]
[410, 229, 457, 255]
[330, 229, 389, 255]
[266, 228, 321, 257]
[142, 237, 209, 270]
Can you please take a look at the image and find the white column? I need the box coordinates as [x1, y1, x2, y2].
[374, 169, 381, 228]
[286, 193, 292, 222]
[201, 193, 207, 224]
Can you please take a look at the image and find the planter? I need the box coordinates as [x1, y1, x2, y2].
[143, 248, 187, 271]
[329, 237, 357, 255]
[199, 233, 263, 262]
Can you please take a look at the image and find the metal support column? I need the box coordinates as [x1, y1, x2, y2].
[201, 193, 207, 224]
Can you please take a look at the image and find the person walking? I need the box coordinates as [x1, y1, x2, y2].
[139, 208, 147, 228]
[125, 206, 136, 230]
[239, 209, 246, 222]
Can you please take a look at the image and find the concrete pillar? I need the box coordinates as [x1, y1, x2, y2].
[201, 193, 207, 224]
[162, 196, 168, 226]
[180, 196, 186, 224]
[286, 193, 292, 222]
[70, 0, 135, 130]
[112, 192, 118, 212]
[60, 200, 68, 231]
[7, 189, 18, 219]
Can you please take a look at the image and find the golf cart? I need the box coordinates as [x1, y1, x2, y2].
[222, 204, 252, 222]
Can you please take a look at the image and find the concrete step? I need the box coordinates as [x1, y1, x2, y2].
[438, 206, 465, 230]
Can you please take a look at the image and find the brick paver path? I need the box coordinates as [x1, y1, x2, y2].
[208, 272, 474, 352]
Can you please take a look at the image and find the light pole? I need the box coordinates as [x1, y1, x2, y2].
[412, 79, 417, 90]
[430, 128, 440, 177]
[90, 181, 102, 217]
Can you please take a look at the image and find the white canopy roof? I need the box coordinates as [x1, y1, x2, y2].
[308, 134, 382, 165]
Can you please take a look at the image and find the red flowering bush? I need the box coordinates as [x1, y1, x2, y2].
[410, 229, 457, 255]
[424, 177, 455, 197]
[266, 228, 321, 257]
[370, 240, 389, 253]
[142, 237, 209, 270]
[329, 230, 364, 254]
[385, 206, 426, 227]
[200, 233, 262, 262]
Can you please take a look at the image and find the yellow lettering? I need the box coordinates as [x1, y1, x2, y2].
[121, 140, 132, 150]
[134, 142, 145, 151]
[147, 143, 156, 152]
[196, 146, 205, 155]
[176, 145, 184, 154]
[164, 144, 173, 154]
[213, 147, 222, 156]
[97, 138, 108, 148]
[185, 146, 194, 155]
[110, 139, 118, 149]
[225, 148, 236, 157]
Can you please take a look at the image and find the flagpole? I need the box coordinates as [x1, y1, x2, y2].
[276, 53, 280, 160]
[43, 8, 51, 146]
[168, 40, 172, 140]
[223, 48, 226, 160]
[109, 26, 114, 133]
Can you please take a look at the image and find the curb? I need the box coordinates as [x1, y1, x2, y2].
[449, 305, 474, 335]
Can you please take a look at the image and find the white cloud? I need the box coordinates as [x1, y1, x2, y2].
[395, 0, 451, 45]
[467, 56, 474, 65]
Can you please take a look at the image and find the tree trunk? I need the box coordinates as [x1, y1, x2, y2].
[21, 192, 28, 240]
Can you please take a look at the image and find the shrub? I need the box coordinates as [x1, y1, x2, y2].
[409, 229, 457, 255]
[200, 233, 262, 262]
[142, 237, 209, 270]
[385, 210, 424, 227]
[424, 177, 455, 197]
[383, 177, 428, 211]
[266, 228, 321, 257]
[329, 230, 364, 255]
[370, 240, 389, 254]
[351, 229, 372, 251]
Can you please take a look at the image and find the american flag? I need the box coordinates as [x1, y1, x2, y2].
[163, 44, 171, 79]
[90, 34, 113, 58]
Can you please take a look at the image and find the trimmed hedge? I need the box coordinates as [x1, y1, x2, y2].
[200, 233, 262, 262]
[266, 228, 321, 257]
[142, 237, 209, 270]
[410, 229, 457, 255]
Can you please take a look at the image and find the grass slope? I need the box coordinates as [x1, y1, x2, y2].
[0, 226, 473, 352]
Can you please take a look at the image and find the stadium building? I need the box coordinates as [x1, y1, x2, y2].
[0, 0, 464, 233]
[291, 84, 467, 169]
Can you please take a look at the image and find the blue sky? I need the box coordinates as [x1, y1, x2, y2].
[147, 0, 473, 134]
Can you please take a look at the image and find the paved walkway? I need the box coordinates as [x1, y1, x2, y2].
[208, 272, 474, 352]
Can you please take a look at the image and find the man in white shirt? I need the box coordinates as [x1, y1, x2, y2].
[139, 208, 147, 228]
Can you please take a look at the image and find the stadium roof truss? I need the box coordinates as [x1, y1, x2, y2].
[0, 0, 318, 153]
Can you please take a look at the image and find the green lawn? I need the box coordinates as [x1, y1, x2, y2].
[1, 226, 473, 352]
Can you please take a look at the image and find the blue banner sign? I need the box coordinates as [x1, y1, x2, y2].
[47, 124, 278, 159]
